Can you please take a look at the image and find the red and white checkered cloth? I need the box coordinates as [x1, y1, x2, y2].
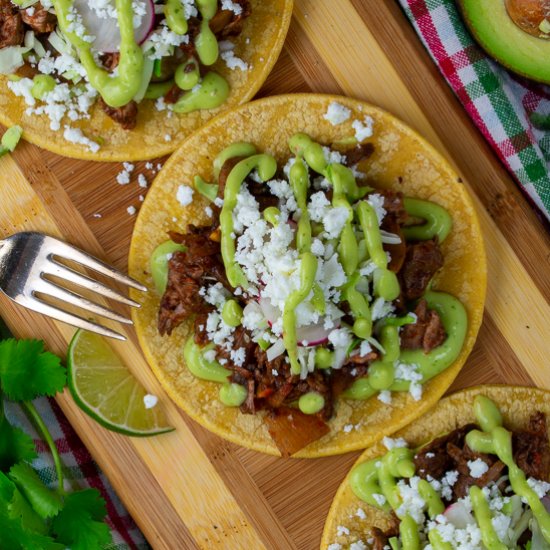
[5, 397, 149, 549]
[399, 0, 550, 222]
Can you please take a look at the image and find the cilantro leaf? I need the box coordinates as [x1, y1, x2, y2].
[0, 472, 58, 549]
[0, 509, 63, 550]
[9, 463, 63, 519]
[51, 489, 111, 550]
[9, 482, 48, 535]
[0, 413, 37, 472]
[0, 339, 66, 401]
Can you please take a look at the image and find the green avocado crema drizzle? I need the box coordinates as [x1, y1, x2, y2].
[349, 396, 550, 548]
[164, 0, 230, 113]
[53, 0, 143, 107]
[53, 0, 228, 111]
[155, 132, 468, 411]
[344, 290, 467, 400]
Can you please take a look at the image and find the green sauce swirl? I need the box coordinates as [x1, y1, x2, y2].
[183, 338, 230, 383]
[53, 0, 143, 107]
[350, 396, 550, 546]
[220, 153, 277, 287]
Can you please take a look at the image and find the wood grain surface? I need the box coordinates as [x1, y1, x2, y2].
[1, 1, 549, 549]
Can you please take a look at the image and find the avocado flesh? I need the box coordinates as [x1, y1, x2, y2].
[460, 0, 550, 84]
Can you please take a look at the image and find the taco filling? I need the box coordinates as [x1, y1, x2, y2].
[345, 395, 550, 549]
[0, 0, 250, 151]
[152, 133, 469, 457]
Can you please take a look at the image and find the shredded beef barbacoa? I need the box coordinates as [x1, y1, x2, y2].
[158, 146, 450, 455]
[20, 2, 56, 34]
[1, 1, 250, 129]
[0, 0, 24, 49]
[158, 224, 228, 335]
[401, 299, 446, 353]
[371, 521, 400, 550]
[399, 238, 444, 301]
[414, 412, 550, 501]
[513, 411, 550, 480]
[98, 97, 138, 130]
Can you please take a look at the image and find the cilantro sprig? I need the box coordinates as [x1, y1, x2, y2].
[0, 336, 112, 549]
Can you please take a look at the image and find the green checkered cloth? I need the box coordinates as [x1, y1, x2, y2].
[399, 0, 550, 220]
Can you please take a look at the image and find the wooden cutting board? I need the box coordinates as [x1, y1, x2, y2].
[1, 1, 550, 549]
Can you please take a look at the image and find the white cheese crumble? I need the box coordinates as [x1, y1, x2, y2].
[323, 207, 349, 238]
[366, 193, 386, 225]
[467, 458, 489, 479]
[323, 101, 351, 125]
[219, 41, 249, 71]
[527, 477, 550, 498]
[394, 362, 423, 401]
[221, 0, 243, 15]
[336, 525, 350, 536]
[355, 508, 366, 520]
[377, 390, 392, 404]
[372, 493, 386, 506]
[126, 205, 136, 215]
[176, 185, 194, 206]
[349, 542, 367, 550]
[352, 115, 374, 142]
[383, 436, 408, 450]
[62, 127, 99, 153]
[143, 394, 158, 409]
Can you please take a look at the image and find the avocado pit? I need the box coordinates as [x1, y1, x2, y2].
[505, 0, 550, 39]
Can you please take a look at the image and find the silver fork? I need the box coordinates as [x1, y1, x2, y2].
[0, 232, 147, 341]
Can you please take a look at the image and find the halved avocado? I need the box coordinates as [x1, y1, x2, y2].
[459, 0, 550, 84]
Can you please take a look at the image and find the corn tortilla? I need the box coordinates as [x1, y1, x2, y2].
[128, 94, 487, 457]
[0, 0, 292, 161]
[321, 385, 550, 548]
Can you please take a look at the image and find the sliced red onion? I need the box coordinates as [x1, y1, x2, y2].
[296, 322, 332, 347]
[266, 339, 285, 361]
[258, 297, 280, 326]
[444, 502, 475, 529]
[73, 0, 155, 54]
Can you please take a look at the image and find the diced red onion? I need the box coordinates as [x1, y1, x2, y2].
[296, 322, 330, 347]
[258, 297, 279, 326]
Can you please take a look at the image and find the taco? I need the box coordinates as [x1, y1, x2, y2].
[128, 94, 486, 457]
[0, 0, 292, 161]
[322, 385, 550, 549]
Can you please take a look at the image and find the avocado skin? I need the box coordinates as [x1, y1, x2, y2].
[458, 0, 550, 84]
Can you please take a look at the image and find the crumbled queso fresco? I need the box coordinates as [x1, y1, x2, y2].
[323, 101, 352, 125]
[176, 184, 194, 206]
[194, 142, 424, 399]
[3, 0, 250, 152]
[331, 438, 550, 549]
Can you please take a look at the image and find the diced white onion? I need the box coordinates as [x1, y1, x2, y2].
[266, 339, 285, 361]
[331, 347, 348, 370]
[379, 229, 402, 245]
[48, 30, 74, 55]
[0, 47, 28, 75]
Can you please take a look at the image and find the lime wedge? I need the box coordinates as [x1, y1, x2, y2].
[67, 330, 174, 437]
